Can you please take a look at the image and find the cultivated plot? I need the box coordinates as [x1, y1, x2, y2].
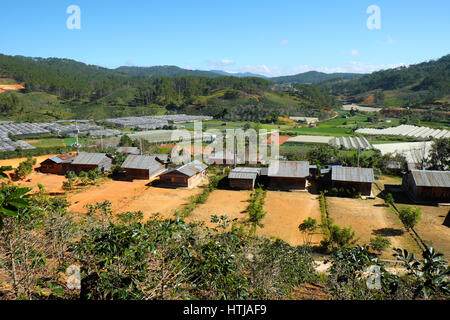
[327, 197, 420, 259]
[259, 191, 323, 247]
[414, 205, 450, 258]
[68, 179, 202, 219]
[186, 190, 252, 227]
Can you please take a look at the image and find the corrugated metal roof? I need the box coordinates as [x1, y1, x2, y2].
[228, 167, 261, 180]
[411, 170, 450, 188]
[268, 160, 309, 178]
[165, 160, 208, 177]
[331, 166, 374, 183]
[121, 155, 163, 170]
[72, 152, 108, 165]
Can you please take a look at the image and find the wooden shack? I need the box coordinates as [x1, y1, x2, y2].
[402, 170, 450, 202]
[39, 154, 75, 175]
[121, 155, 166, 180]
[70, 152, 113, 174]
[228, 167, 261, 190]
[158, 160, 208, 188]
[267, 160, 310, 190]
[331, 166, 374, 196]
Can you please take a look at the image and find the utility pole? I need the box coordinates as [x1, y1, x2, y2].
[357, 145, 360, 168]
[140, 137, 143, 155]
[234, 135, 237, 169]
[75, 120, 80, 155]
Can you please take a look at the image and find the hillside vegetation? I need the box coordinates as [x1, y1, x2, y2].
[0, 54, 336, 122]
[319, 54, 450, 107]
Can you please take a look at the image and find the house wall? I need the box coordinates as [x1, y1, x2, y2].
[332, 180, 372, 196]
[402, 173, 450, 202]
[229, 178, 255, 190]
[125, 168, 150, 180]
[159, 172, 190, 187]
[159, 171, 206, 188]
[39, 162, 64, 175]
[269, 177, 306, 190]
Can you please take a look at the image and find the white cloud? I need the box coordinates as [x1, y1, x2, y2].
[224, 61, 408, 77]
[350, 49, 359, 56]
[206, 59, 235, 68]
[280, 40, 289, 45]
[124, 59, 135, 67]
[377, 35, 396, 45]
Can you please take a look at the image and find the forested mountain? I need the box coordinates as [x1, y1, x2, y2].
[319, 54, 450, 107]
[271, 71, 363, 84]
[0, 54, 336, 122]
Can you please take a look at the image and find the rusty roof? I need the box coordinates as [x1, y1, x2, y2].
[268, 160, 309, 178]
[410, 170, 450, 188]
[331, 166, 374, 183]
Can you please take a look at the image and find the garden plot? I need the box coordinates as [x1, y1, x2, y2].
[327, 197, 420, 259]
[414, 205, 450, 258]
[258, 191, 323, 247]
[186, 190, 252, 227]
[68, 179, 202, 219]
[356, 125, 449, 139]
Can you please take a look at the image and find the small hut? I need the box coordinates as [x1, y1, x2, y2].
[267, 160, 310, 190]
[39, 154, 75, 175]
[228, 167, 261, 190]
[70, 152, 112, 174]
[121, 155, 166, 180]
[331, 166, 374, 196]
[158, 160, 208, 188]
[402, 170, 450, 202]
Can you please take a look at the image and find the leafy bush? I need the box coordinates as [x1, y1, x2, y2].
[399, 206, 422, 230]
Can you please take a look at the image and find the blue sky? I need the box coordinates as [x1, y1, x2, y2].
[0, 0, 449, 76]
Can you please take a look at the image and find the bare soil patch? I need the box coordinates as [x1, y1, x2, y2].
[414, 205, 450, 258]
[68, 179, 202, 219]
[259, 191, 322, 247]
[327, 197, 420, 259]
[0, 84, 24, 93]
[186, 190, 251, 227]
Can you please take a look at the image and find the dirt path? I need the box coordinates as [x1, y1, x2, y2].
[186, 190, 251, 227]
[327, 197, 420, 259]
[0, 84, 24, 93]
[258, 191, 322, 247]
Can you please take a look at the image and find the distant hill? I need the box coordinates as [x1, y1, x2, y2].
[115, 66, 220, 78]
[270, 71, 363, 84]
[319, 54, 450, 107]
